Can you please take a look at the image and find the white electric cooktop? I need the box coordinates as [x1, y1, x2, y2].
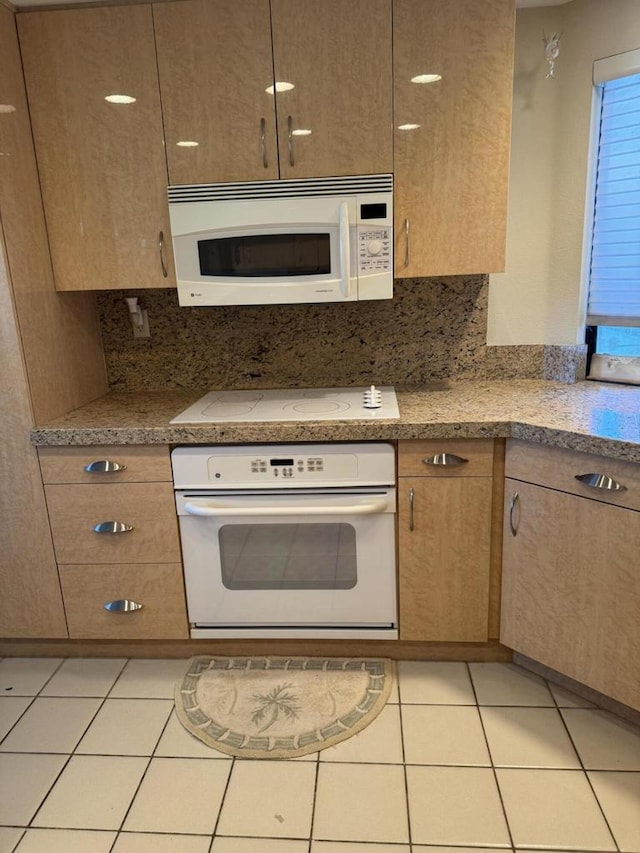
[170, 386, 400, 423]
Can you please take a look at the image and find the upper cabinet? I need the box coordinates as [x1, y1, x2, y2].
[18, 6, 175, 291]
[17, 0, 513, 291]
[393, 0, 515, 278]
[154, 0, 278, 184]
[154, 0, 393, 185]
[269, 0, 392, 180]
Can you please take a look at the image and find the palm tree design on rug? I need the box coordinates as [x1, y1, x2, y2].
[250, 683, 301, 733]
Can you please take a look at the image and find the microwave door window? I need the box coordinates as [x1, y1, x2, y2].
[198, 234, 331, 277]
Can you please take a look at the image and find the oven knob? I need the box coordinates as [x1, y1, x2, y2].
[367, 239, 383, 256]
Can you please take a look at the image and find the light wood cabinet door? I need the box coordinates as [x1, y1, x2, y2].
[393, 0, 515, 277]
[154, 0, 278, 184]
[271, 0, 393, 179]
[398, 476, 492, 641]
[44, 483, 181, 565]
[501, 479, 640, 710]
[18, 6, 175, 291]
[39, 445, 172, 485]
[59, 563, 188, 639]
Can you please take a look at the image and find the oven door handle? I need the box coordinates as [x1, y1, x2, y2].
[183, 498, 390, 517]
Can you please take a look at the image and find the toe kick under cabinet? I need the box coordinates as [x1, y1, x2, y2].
[501, 439, 640, 710]
[38, 446, 188, 640]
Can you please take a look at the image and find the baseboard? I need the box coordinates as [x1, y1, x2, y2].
[0, 637, 513, 662]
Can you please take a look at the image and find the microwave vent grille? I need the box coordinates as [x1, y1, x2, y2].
[168, 174, 393, 204]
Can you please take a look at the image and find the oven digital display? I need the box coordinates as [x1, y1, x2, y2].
[270, 458, 294, 466]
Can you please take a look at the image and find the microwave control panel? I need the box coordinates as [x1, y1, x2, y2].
[357, 227, 392, 273]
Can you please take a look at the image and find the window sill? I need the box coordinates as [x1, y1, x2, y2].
[588, 354, 640, 386]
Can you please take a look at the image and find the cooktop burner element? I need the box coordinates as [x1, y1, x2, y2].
[170, 386, 400, 423]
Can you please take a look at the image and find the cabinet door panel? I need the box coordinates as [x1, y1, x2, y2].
[271, 0, 392, 179]
[18, 6, 174, 291]
[398, 477, 492, 641]
[45, 483, 181, 565]
[394, 0, 514, 277]
[154, 0, 278, 184]
[39, 445, 172, 485]
[501, 479, 640, 709]
[59, 563, 188, 639]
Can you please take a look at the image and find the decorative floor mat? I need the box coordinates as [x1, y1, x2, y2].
[175, 656, 394, 759]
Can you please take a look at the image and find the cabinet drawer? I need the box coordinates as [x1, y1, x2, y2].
[59, 563, 188, 639]
[45, 483, 181, 564]
[38, 445, 172, 484]
[398, 439, 494, 477]
[505, 439, 640, 511]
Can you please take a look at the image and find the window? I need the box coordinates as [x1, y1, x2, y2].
[586, 50, 640, 379]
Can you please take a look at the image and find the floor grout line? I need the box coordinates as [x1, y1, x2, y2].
[552, 683, 623, 853]
[466, 660, 516, 852]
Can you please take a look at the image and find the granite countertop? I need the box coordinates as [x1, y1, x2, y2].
[30, 380, 640, 463]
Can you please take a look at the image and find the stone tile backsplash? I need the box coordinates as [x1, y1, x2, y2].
[97, 277, 586, 391]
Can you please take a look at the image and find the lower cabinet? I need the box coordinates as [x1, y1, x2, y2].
[38, 445, 188, 640]
[501, 440, 640, 710]
[397, 439, 495, 641]
[59, 563, 187, 640]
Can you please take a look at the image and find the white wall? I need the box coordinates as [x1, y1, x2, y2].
[488, 0, 640, 345]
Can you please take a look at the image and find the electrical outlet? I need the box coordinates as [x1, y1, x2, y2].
[132, 309, 150, 338]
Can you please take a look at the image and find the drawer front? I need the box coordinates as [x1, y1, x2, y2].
[398, 439, 494, 477]
[45, 483, 181, 564]
[39, 445, 172, 484]
[505, 439, 640, 511]
[59, 563, 188, 639]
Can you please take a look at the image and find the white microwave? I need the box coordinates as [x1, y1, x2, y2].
[168, 174, 393, 307]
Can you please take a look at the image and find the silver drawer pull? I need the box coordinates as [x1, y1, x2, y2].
[260, 117, 268, 168]
[409, 487, 415, 532]
[423, 453, 469, 467]
[575, 473, 627, 492]
[403, 217, 410, 268]
[159, 230, 168, 278]
[92, 521, 134, 534]
[509, 491, 520, 536]
[104, 599, 143, 613]
[84, 460, 127, 473]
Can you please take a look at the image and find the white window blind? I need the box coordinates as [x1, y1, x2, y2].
[587, 71, 640, 326]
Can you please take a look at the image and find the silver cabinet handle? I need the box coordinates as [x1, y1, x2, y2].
[159, 230, 168, 278]
[287, 115, 295, 166]
[409, 487, 415, 532]
[403, 218, 410, 268]
[423, 453, 469, 467]
[84, 460, 127, 473]
[575, 473, 627, 492]
[104, 599, 143, 613]
[92, 521, 134, 534]
[509, 491, 520, 537]
[260, 117, 268, 168]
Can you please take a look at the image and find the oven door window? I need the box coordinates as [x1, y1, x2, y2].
[219, 522, 357, 590]
[198, 233, 331, 277]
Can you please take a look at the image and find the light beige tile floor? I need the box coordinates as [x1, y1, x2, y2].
[0, 656, 638, 853]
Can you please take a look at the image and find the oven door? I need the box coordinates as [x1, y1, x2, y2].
[175, 488, 396, 633]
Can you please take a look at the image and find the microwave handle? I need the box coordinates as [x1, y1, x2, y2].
[183, 498, 389, 517]
[339, 201, 352, 298]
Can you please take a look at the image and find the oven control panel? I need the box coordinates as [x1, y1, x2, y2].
[250, 456, 325, 478]
[206, 451, 359, 484]
[171, 443, 396, 489]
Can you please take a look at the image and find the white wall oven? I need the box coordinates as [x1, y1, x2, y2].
[168, 174, 392, 307]
[172, 443, 397, 639]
